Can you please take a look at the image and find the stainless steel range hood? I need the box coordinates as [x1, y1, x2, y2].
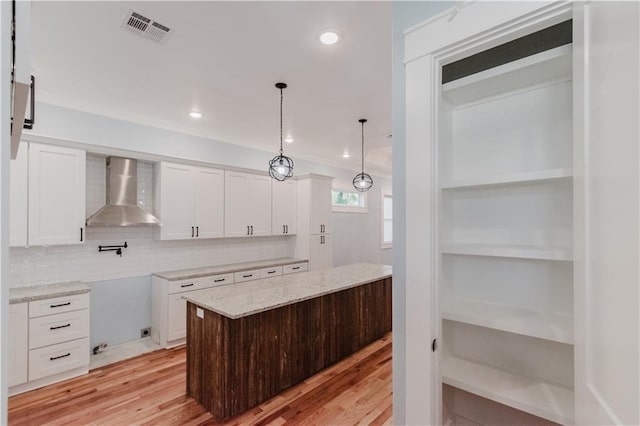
[86, 157, 160, 226]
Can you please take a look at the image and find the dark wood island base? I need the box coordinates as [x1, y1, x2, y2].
[186, 277, 392, 421]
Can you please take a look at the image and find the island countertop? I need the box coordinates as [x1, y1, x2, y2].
[182, 263, 392, 319]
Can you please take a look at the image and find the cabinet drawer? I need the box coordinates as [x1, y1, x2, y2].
[28, 337, 89, 381]
[200, 273, 234, 288]
[29, 293, 89, 318]
[283, 262, 308, 275]
[29, 309, 89, 349]
[259, 266, 283, 279]
[168, 277, 205, 294]
[234, 270, 260, 283]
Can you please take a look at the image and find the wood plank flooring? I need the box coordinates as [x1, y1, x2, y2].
[9, 333, 392, 426]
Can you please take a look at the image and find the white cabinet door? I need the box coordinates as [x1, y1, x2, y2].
[167, 293, 187, 342]
[10, 145, 28, 247]
[574, 3, 640, 425]
[194, 167, 224, 239]
[225, 171, 271, 237]
[272, 179, 297, 235]
[28, 143, 85, 246]
[157, 162, 195, 240]
[310, 178, 332, 235]
[248, 174, 272, 236]
[156, 163, 224, 240]
[9, 303, 28, 387]
[309, 234, 332, 271]
[224, 171, 250, 237]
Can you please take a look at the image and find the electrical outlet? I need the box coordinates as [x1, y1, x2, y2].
[140, 327, 151, 338]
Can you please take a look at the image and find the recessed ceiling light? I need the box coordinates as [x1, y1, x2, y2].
[342, 152, 350, 159]
[319, 29, 341, 45]
[285, 137, 294, 143]
[189, 111, 202, 119]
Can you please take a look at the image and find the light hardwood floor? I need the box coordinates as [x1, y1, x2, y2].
[9, 333, 392, 425]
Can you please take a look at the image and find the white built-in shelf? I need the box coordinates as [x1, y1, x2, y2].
[441, 168, 572, 190]
[441, 243, 573, 261]
[442, 355, 574, 425]
[442, 298, 573, 344]
[443, 44, 572, 106]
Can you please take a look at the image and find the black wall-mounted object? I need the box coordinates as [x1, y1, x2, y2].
[98, 242, 128, 257]
[23, 75, 35, 129]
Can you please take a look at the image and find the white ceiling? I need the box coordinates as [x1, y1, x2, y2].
[31, 1, 392, 176]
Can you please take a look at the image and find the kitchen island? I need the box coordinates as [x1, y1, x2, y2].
[183, 263, 392, 421]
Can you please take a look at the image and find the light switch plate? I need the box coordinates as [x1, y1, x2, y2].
[197, 308, 204, 318]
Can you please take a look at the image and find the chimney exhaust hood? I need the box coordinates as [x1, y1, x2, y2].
[86, 157, 160, 227]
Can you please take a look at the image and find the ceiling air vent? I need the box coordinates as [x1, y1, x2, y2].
[122, 10, 171, 43]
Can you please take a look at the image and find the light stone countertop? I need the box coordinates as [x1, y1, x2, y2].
[10, 281, 90, 304]
[153, 257, 308, 281]
[182, 263, 392, 319]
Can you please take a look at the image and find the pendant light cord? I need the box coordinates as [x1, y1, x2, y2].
[279, 87, 284, 156]
[361, 120, 365, 174]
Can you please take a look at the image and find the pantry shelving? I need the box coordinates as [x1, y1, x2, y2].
[437, 18, 575, 425]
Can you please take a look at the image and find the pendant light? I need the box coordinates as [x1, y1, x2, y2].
[269, 82, 294, 181]
[353, 118, 373, 192]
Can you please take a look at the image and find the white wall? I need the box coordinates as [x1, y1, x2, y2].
[332, 182, 392, 267]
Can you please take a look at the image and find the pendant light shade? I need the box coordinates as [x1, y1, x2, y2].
[353, 119, 373, 192]
[269, 82, 294, 181]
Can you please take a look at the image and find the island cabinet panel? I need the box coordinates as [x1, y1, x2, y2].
[186, 277, 392, 421]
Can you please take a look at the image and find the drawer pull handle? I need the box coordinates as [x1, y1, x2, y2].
[50, 302, 71, 308]
[267, 270, 276, 274]
[242, 274, 253, 278]
[50, 353, 71, 361]
[181, 283, 194, 288]
[214, 278, 226, 283]
[292, 266, 300, 270]
[50, 323, 71, 330]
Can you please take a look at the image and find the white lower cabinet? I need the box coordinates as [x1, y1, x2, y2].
[234, 270, 260, 283]
[152, 272, 234, 348]
[167, 292, 191, 342]
[28, 338, 90, 382]
[152, 260, 309, 348]
[29, 309, 90, 349]
[9, 292, 90, 396]
[9, 303, 28, 388]
[283, 262, 308, 275]
[259, 266, 282, 279]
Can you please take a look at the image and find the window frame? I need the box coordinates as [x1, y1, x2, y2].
[331, 181, 368, 214]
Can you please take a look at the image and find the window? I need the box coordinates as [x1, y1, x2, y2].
[332, 182, 367, 213]
[382, 194, 392, 248]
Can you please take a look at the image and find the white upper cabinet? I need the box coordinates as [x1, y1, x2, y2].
[11, 0, 31, 160]
[271, 179, 297, 235]
[28, 143, 86, 246]
[193, 167, 225, 239]
[155, 162, 224, 240]
[224, 171, 271, 237]
[309, 178, 332, 235]
[10, 145, 28, 247]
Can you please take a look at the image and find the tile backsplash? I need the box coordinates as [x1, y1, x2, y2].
[10, 155, 293, 287]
